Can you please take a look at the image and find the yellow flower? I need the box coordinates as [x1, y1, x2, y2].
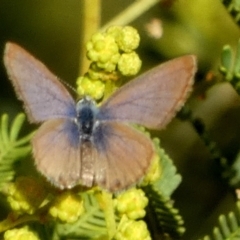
[76, 75, 105, 100]
[4, 226, 40, 240]
[108, 26, 140, 53]
[86, 33, 120, 72]
[117, 52, 142, 76]
[7, 177, 46, 215]
[114, 188, 148, 220]
[114, 216, 151, 240]
[49, 191, 84, 223]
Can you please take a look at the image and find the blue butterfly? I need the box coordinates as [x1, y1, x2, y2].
[4, 43, 196, 192]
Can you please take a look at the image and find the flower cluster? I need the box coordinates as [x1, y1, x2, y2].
[6, 179, 84, 225]
[114, 216, 151, 240]
[4, 226, 40, 240]
[113, 188, 151, 240]
[111, 134, 162, 239]
[2, 26, 163, 240]
[114, 188, 148, 220]
[76, 26, 142, 100]
[48, 190, 84, 223]
[6, 177, 46, 215]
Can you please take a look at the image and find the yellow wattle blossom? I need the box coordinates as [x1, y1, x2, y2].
[114, 216, 151, 240]
[117, 52, 142, 76]
[7, 177, 46, 215]
[49, 191, 84, 223]
[80, 26, 142, 100]
[4, 226, 40, 240]
[86, 32, 120, 72]
[108, 26, 140, 53]
[76, 75, 105, 100]
[114, 188, 148, 220]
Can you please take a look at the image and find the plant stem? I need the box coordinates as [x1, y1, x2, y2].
[100, 0, 160, 31]
[79, 0, 101, 76]
[0, 213, 40, 233]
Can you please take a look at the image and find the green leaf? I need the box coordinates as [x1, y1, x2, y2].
[224, 150, 240, 187]
[144, 186, 185, 238]
[234, 39, 240, 77]
[152, 139, 182, 197]
[219, 40, 240, 94]
[0, 113, 34, 190]
[220, 45, 233, 79]
[200, 201, 240, 240]
[221, 0, 240, 23]
[143, 139, 184, 238]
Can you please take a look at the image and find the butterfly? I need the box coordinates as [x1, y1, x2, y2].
[3, 42, 197, 192]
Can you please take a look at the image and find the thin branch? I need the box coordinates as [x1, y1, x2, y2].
[79, 0, 101, 76]
[100, 0, 160, 32]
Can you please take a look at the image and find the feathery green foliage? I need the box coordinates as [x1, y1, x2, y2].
[221, 0, 240, 23]
[200, 201, 240, 240]
[143, 140, 184, 238]
[220, 39, 240, 94]
[0, 113, 33, 190]
[145, 187, 185, 238]
[218, 39, 240, 188]
[152, 139, 182, 197]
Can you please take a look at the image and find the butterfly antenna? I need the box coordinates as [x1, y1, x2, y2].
[58, 78, 79, 95]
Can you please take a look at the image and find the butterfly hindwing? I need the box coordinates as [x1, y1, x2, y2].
[33, 119, 82, 188]
[92, 122, 154, 192]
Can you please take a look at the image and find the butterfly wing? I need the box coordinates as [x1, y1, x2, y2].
[33, 118, 153, 192]
[4, 42, 76, 123]
[33, 118, 99, 189]
[98, 55, 197, 129]
[93, 122, 154, 192]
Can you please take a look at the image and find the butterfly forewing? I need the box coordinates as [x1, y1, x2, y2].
[3, 43, 76, 123]
[99, 55, 196, 130]
[93, 122, 154, 192]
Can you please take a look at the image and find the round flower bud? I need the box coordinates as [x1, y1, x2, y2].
[118, 52, 142, 76]
[86, 33, 120, 72]
[76, 75, 105, 100]
[106, 26, 123, 42]
[114, 219, 151, 240]
[114, 188, 148, 220]
[115, 26, 140, 53]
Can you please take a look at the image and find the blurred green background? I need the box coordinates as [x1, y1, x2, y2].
[1, 0, 240, 239]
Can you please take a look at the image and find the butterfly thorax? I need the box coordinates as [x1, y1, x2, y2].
[76, 97, 98, 141]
